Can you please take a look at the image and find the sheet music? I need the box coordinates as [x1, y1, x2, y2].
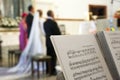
[103, 31, 120, 75]
[51, 34, 113, 80]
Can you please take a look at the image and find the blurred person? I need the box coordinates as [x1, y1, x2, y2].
[44, 10, 61, 75]
[26, 5, 35, 38]
[37, 9, 43, 18]
[37, 10, 47, 70]
[19, 13, 28, 51]
[37, 9, 46, 54]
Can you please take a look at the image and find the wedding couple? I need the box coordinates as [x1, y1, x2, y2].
[0, 5, 61, 79]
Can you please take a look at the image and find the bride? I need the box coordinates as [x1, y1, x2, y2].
[0, 12, 46, 79]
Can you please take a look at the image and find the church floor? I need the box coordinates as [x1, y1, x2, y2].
[0, 60, 56, 80]
[17, 75, 56, 80]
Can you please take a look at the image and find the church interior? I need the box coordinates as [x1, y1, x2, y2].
[0, 0, 120, 80]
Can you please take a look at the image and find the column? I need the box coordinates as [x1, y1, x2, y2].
[24, 0, 32, 12]
[3, 0, 13, 17]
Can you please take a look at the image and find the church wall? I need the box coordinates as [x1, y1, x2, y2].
[35, 0, 120, 19]
[34, 0, 120, 34]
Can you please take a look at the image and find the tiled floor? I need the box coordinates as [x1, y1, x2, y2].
[0, 60, 56, 80]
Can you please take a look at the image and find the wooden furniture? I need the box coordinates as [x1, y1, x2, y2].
[31, 54, 51, 79]
[8, 50, 14, 67]
[8, 49, 21, 67]
[14, 50, 21, 64]
[89, 4, 107, 20]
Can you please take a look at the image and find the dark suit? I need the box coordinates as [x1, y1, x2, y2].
[44, 18, 61, 74]
[26, 13, 33, 38]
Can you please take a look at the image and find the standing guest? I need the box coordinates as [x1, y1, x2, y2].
[26, 5, 35, 38]
[44, 10, 61, 75]
[19, 13, 28, 51]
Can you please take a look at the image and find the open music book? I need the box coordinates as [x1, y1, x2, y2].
[51, 31, 117, 80]
[96, 31, 120, 80]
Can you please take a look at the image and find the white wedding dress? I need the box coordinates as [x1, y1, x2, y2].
[0, 12, 46, 79]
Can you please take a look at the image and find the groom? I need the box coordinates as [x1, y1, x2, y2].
[44, 10, 61, 75]
[26, 5, 35, 38]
